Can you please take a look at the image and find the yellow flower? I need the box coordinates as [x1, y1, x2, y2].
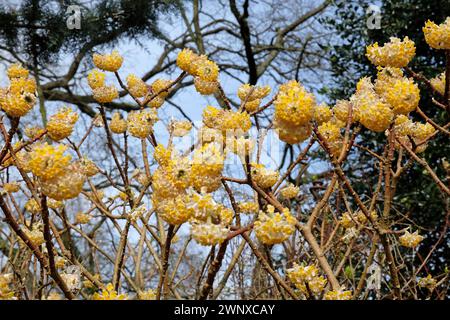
[237, 201, 259, 214]
[1, 92, 36, 117]
[151, 78, 172, 99]
[375, 74, 420, 115]
[191, 222, 229, 246]
[254, 205, 296, 244]
[313, 103, 333, 124]
[7, 63, 29, 79]
[238, 84, 271, 101]
[279, 183, 299, 199]
[170, 120, 192, 137]
[28, 143, 71, 181]
[275, 121, 312, 145]
[126, 74, 148, 98]
[323, 289, 352, 300]
[430, 72, 445, 95]
[127, 108, 158, 139]
[318, 121, 342, 142]
[274, 80, 316, 127]
[9, 77, 36, 95]
[418, 274, 437, 291]
[2, 182, 20, 193]
[93, 50, 123, 72]
[92, 283, 128, 300]
[196, 59, 219, 82]
[333, 99, 359, 123]
[0, 273, 15, 300]
[156, 195, 194, 225]
[366, 36, 415, 67]
[40, 162, 86, 200]
[93, 85, 119, 103]
[194, 77, 218, 95]
[176, 48, 199, 74]
[25, 198, 41, 214]
[75, 212, 91, 224]
[399, 230, 424, 248]
[110, 112, 127, 134]
[138, 289, 156, 300]
[87, 69, 106, 89]
[423, 18, 450, 49]
[46, 107, 79, 141]
[251, 163, 279, 189]
[351, 78, 394, 132]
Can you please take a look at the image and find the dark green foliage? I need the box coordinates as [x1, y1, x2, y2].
[325, 0, 449, 275]
[0, 0, 179, 65]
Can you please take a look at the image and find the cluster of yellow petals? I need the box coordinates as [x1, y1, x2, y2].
[254, 205, 296, 244]
[28, 143, 71, 181]
[279, 183, 299, 199]
[374, 67, 420, 114]
[46, 107, 79, 141]
[92, 283, 128, 300]
[202, 105, 251, 135]
[399, 230, 424, 248]
[323, 289, 352, 300]
[126, 74, 148, 98]
[87, 69, 106, 89]
[110, 112, 127, 134]
[93, 50, 123, 72]
[0, 64, 36, 117]
[177, 48, 219, 96]
[423, 18, 450, 49]
[126, 108, 158, 139]
[250, 163, 279, 189]
[238, 83, 271, 112]
[0, 274, 15, 300]
[286, 263, 327, 297]
[366, 37, 416, 67]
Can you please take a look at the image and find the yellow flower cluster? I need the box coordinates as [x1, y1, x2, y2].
[323, 289, 352, 300]
[366, 37, 416, 67]
[251, 163, 279, 189]
[25, 198, 41, 214]
[202, 105, 251, 135]
[92, 283, 128, 300]
[170, 120, 193, 137]
[418, 275, 437, 291]
[2, 182, 20, 193]
[191, 222, 229, 246]
[149, 78, 172, 108]
[177, 49, 219, 95]
[350, 77, 394, 132]
[333, 99, 358, 123]
[393, 115, 436, 152]
[254, 205, 296, 244]
[138, 289, 156, 300]
[22, 224, 45, 246]
[191, 142, 224, 192]
[430, 72, 445, 95]
[317, 120, 344, 157]
[75, 212, 92, 224]
[423, 18, 450, 49]
[0, 274, 15, 300]
[0, 64, 36, 117]
[286, 263, 327, 297]
[110, 112, 127, 134]
[274, 80, 315, 126]
[28, 143, 71, 181]
[46, 107, 79, 141]
[374, 67, 420, 114]
[87, 69, 106, 89]
[238, 84, 271, 112]
[313, 103, 333, 124]
[399, 230, 424, 248]
[279, 183, 299, 199]
[126, 74, 148, 98]
[273, 80, 333, 144]
[93, 50, 123, 72]
[126, 108, 158, 138]
[237, 201, 259, 214]
[40, 162, 86, 200]
[92, 85, 119, 103]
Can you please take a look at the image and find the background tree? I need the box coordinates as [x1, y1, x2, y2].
[325, 0, 449, 283]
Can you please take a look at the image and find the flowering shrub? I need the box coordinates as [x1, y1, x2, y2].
[0, 17, 449, 301]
